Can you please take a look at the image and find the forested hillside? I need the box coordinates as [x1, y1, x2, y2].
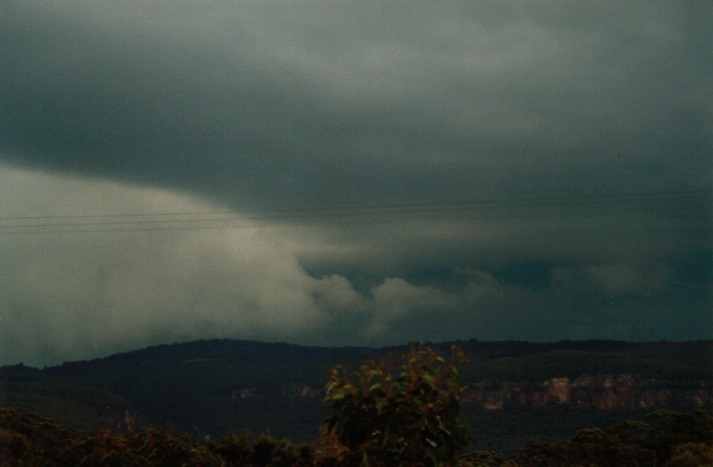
[1, 339, 711, 454]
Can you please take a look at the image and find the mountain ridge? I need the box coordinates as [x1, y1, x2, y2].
[2, 338, 711, 452]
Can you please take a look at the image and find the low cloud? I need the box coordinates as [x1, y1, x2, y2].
[552, 262, 674, 298]
[584, 262, 673, 297]
[369, 278, 455, 337]
[0, 165, 331, 365]
[0, 1, 710, 364]
[0, 164, 502, 366]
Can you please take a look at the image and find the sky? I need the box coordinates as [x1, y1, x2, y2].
[1, 1, 711, 367]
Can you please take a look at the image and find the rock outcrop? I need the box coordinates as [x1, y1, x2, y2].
[462, 374, 711, 411]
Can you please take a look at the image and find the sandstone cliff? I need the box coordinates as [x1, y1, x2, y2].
[462, 374, 711, 411]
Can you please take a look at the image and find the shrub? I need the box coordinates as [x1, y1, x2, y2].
[0, 408, 313, 466]
[320, 345, 471, 466]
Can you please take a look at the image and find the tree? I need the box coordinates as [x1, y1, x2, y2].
[320, 345, 470, 466]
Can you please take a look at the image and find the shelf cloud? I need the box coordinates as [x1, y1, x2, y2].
[1, 1, 711, 365]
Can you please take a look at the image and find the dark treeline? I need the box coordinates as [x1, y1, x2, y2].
[1, 339, 711, 462]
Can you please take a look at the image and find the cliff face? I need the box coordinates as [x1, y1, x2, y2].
[462, 374, 711, 411]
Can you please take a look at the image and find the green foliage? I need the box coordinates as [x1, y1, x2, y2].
[669, 442, 713, 466]
[208, 432, 315, 466]
[0, 380, 139, 432]
[321, 345, 471, 466]
[644, 409, 713, 464]
[507, 409, 713, 466]
[3, 342, 712, 466]
[3, 339, 710, 443]
[0, 408, 314, 466]
[456, 450, 506, 467]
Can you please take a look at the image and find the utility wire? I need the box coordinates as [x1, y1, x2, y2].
[0, 189, 709, 235]
[0, 208, 706, 235]
[0, 189, 707, 221]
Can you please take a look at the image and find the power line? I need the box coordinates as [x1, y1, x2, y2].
[0, 189, 707, 221]
[0, 189, 709, 235]
[0, 208, 706, 235]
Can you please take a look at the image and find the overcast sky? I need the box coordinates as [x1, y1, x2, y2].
[1, 1, 711, 366]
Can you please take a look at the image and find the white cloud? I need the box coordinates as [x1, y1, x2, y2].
[583, 262, 673, 297]
[552, 261, 674, 297]
[311, 274, 368, 316]
[368, 278, 455, 336]
[0, 164, 345, 365]
[1, 163, 505, 365]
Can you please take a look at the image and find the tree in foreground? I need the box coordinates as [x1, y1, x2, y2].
[319, 345, 471, 466]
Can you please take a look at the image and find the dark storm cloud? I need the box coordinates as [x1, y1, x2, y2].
[0, 1, 711, 365]
[3, 1, 710, 203]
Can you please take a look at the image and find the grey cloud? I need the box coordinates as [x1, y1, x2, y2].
[0, 166, 333, 364]
[0, 1, 711, 365]
[583, 262, 674, 297]
[369, 278, 455, 336]
[552, 261, 676, 298]
[1, 165, 520, 365]
[2, 1, 710, 205]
